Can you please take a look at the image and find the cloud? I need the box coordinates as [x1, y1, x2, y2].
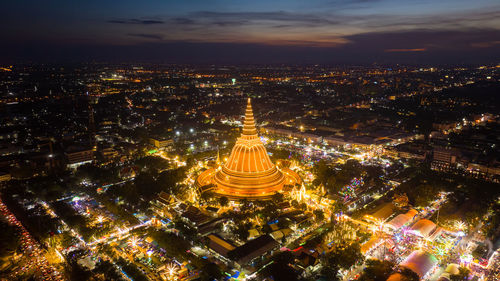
[189, 11, 341, 27]
[170, 18, 195, 25]
[361, 9, 500, 31]
[345, 28, 500, 52]
[128, 33, 163, 40]
[470, 40, 500, 48]
[107, 19, 164, 25]
[385, 48, 426, 52]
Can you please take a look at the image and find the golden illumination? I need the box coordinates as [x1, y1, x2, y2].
[196, 98, 300, 199]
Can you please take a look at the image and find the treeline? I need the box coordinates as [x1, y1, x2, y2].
[1, 193, 59, 243]
[115, 257, 149, 281]
[313, 159, 384, 195]
[50, 201, 111, 241]
[106, 167, 187, 209]
[148, 229, 222, 280]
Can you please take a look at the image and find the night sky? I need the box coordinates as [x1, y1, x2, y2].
[2, 0, 500, 64]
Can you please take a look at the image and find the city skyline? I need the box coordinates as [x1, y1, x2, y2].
[1, 2, 499, 281]
[2, 0, 500, 63]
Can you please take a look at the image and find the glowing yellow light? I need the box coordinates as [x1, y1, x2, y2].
[128, 237, 138, 248]
[166, 263, 178, 279]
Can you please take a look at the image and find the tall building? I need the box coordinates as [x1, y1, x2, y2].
[196, 98, 300, 200]
[431, 146, 457, 171]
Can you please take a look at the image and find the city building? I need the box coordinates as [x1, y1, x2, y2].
[431, 147, 458, 171]
[227, 234, 279, 265]
[65, 147, 93, 169]
[0, 171, 11, 182]
[149, 137, 174, 149]
[206, 234, 236, 258]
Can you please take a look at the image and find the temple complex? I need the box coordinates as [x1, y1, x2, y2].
[196, 98, 300, 200]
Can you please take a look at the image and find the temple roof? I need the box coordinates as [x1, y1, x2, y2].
[242, 98, 258, 137]
[196, 98, 301, 199]
[222, 98, 275, 174]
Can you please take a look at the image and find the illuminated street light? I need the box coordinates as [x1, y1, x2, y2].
[128, 237, 138, 248]
[166, 263, 178, 279]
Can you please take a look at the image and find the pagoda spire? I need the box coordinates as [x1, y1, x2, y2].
[242, 98, 258, 136]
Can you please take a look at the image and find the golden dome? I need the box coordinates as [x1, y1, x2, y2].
[196, 98, 300, 200]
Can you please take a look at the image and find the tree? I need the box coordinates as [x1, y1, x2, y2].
[450, 267, 470, 281]
[333, 201, 347, 215]
[240, 198, 250, 210]
[271, 192, 284, 203]
[93, 260, 122, 280]
[135, 156, 171, 173]
[344, 159, 362, 177]
[235, 222, 251, 241]
[261, 252, 298, 281]
[0, 221, 19, 269]
[314, 159, 331, 186]
[314, 209, 325, 221]
[277, 218, 291, 229]
[414, 184, 438, 207]
[326, 175, 341, 194]
[218, 196, 229, 207]
[322, 242, 363, 274]
[199, 262, 222, 281]
[200, 190, 213, 203]
[398, 267, 419, 281]
[320, 263, 341, 281]
[173, 218, 198, 241]
[359, 259, 395, 281]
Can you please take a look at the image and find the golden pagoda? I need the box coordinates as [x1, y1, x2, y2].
[196, 98, 300, 200]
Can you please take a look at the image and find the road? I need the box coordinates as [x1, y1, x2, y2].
[0, 197, 65, 281]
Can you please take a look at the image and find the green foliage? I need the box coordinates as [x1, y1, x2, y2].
[93, 260, 123, 280]
[0, 220, 19, 266]
[218, 196, 229, 207]
[173, 217, 198, 241]
[94, 193, 139, 225]
[135, 156, 171, 173]
[67, 261, 92, 281]
[116, 257, 149, 281]
[277, 218, 291, 229]
[398, 267, 419, 281]
[107, 167, 186, 208]
[261, 252, 298, 281]
[148, 229, 222, 280]
[322, 242, 364, 272]
[76, 164, 120, 184]
[272, 192, 284, 204]
[268, 148, 291, 160]
[314, 209, 325, 221]
[450, 267, 470, 281]
[2, 195, 60, 241]
[313, 159, 365, 196]
[199, 262, 223, 281]
[358, 259, 395, 281]
[50, 201, 98, 241]
[148, 229, 191, 258]
[235, 222, 252, 241]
